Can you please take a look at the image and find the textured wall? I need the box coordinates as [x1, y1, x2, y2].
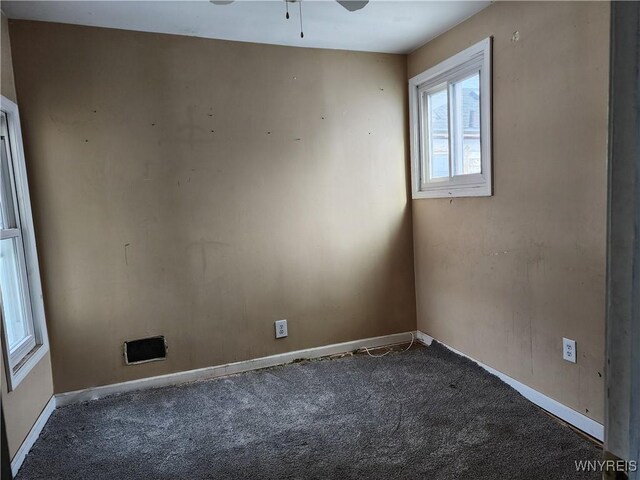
[408, 1, 609, 423]
[9, 20, 416, 393]
[1, 12, 55, 460]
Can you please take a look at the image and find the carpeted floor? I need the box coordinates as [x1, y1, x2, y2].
[16, 342, 601, 480]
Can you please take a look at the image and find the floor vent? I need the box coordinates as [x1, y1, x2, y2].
[124, 336, 167, 365]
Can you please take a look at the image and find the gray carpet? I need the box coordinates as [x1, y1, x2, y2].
[17, 342, 601, 479]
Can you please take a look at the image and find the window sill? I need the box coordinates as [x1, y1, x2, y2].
[5, 342, 49, 392]
[412, 183, 492, 199]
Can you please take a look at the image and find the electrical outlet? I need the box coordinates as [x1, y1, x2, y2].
[275, 319, 288, 339]
[563, 337, 576, 363]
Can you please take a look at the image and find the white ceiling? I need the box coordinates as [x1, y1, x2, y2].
[1, 1, 491, 54]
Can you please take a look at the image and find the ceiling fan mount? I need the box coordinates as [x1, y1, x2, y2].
[209, 0, 369, 13]
[209, 0, 369, 39]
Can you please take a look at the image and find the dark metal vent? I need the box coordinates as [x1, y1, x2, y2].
[124, 336, 167, 365]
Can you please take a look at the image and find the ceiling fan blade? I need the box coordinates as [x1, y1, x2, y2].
[210, 1, 234, 5]
[336, 1, 369, 12]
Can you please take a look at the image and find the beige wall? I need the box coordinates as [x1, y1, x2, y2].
[1, 351, 54, 459]
[1, 12, 55, 460]
[9, 21, 416, 394]
[408, 1, 609, 423]
[1, 12, 17, 103]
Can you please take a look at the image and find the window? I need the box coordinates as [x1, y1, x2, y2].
[409, 38, 492, 198]
[0, 96, 49, 391]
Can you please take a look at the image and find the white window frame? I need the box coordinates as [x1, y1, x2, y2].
[409, 37, 492, 199]
[0, 95, 49, 391]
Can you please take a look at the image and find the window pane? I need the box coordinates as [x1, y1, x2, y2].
[0, 121, 17, 230]
[0, 237, 31, 350]
[452, 73, 481, 175]
[427, 88, 449, 179]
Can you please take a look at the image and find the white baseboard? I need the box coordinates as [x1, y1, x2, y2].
[416, 331, 604, 442]
[11, 395, 56, 477]
[55, 331, 415, 407]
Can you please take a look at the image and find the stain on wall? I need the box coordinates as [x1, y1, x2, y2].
[9, 20, 416, 393]
[408, 1, 609, 422]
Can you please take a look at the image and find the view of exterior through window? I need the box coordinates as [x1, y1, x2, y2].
[426, 86, 449, 179]
[0, 110, 36, 367]
[425, 72, 480, 180]
[453, 73, 481, 176]
[409, 38, 491, 198]
[0, 97, 49, 391]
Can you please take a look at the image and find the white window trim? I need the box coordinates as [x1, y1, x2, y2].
[409, 37, 492, 199]
[0, 95, 50, 391]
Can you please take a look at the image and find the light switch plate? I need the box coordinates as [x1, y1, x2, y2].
[563, 337, 576, 363]
[275, 320, 288, 339]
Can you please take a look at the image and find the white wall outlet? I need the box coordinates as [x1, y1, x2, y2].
[563, 337, 577, 363]
[275, 320, 288, 339]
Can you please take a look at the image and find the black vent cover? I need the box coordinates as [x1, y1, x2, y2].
[124, 336, 167, 365]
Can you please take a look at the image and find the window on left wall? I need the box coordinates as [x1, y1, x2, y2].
[0, 96, 49, 391]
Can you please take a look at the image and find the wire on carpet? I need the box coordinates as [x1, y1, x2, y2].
[362, 332, 415, 358]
